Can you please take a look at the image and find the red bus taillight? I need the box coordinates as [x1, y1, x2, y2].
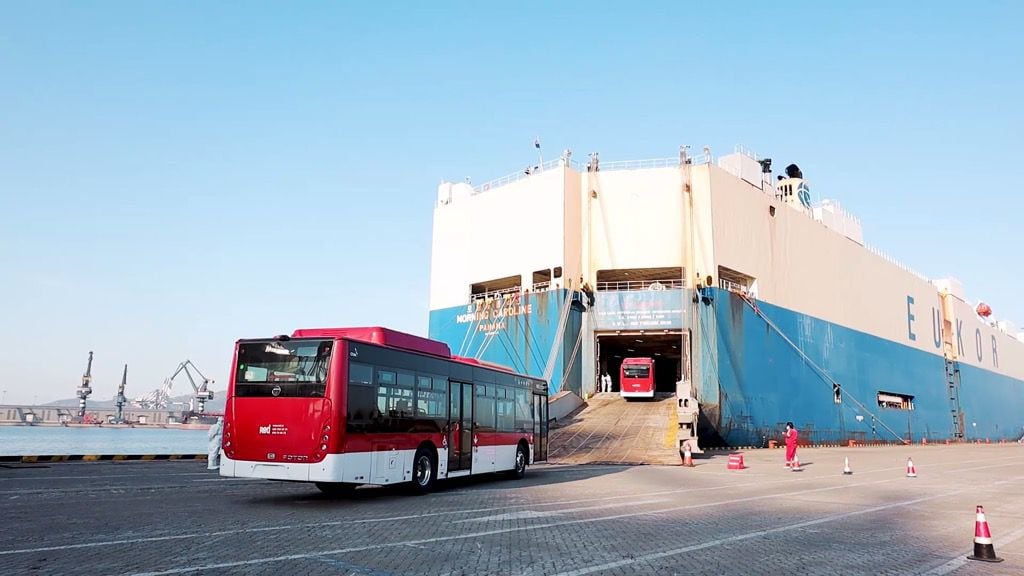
[223, 420, 235, 459]
[314, 422, 332, 461]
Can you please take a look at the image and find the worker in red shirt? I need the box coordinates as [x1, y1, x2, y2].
[784, 422, 798, 467]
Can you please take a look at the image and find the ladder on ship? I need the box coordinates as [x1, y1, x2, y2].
[945, 358, 965, 439]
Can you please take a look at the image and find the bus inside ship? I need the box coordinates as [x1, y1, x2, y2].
[595, 333, 686, 395]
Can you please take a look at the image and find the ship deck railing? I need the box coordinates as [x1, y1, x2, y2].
[596, 155, 705, 171]
[596, 279, 686, 292]
[469, 286, 526, 302]
[472, 153, 713, 194]
[474, 157, 583, 193]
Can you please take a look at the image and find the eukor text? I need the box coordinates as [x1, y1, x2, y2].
[906, 295, 999, 368]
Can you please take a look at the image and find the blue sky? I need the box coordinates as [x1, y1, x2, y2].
[2, 2, 1022, 404]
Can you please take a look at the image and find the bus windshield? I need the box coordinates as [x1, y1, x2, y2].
[235, 339, 333, 397]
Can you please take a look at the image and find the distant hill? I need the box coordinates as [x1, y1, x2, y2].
[44, 391, 227, 412]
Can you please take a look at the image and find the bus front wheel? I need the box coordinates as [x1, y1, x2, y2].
[511, 443, 528, 479]
[412, 447, 437, 494]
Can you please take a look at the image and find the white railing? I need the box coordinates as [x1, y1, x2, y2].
[468, 151, 713, 194]
[469, 286, 523, 302]
[865, 244, 930, 282]
[733, 144, 762, 160]
[474, 157, 583, 193]
[597, 154, 711, 172]
[596, 157, 679, 171]
[719, 278, 747, 294]
[596, 279, 686, 292]
[813, 200, 861, 223]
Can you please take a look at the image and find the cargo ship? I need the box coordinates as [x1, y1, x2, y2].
[427, 147, 1024, 448]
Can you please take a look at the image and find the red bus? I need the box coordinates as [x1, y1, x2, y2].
[219, 327, 549, 495]
[620, 357, 655, 399]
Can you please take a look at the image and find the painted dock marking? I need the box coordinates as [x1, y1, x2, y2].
[547, 490, 965, 576]
[0, 480, 786, 555]
[917, 524, 1024, 575]
[1, 455, 1020, 560]
[123, 480, 964, 576]
[0, 472, 210, 482]
[453, 498, 669, 523]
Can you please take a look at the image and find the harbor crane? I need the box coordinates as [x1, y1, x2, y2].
[169, 360, 215, 414]
[76, 351, 94, 417]
[134, 360, 215, 415]
[114, 364, 128, 424]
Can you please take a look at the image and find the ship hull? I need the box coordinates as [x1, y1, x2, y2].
[698, 289, 1024, 446]
[428, 288, 1024, 447]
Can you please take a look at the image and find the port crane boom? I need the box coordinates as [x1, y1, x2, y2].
[131, 359, 215, 415]
[76, 351, 94, 418]
[166, 360, 215, 414]
[114, 364, 128, 424]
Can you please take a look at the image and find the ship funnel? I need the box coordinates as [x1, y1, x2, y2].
[776, 164, 811, 214]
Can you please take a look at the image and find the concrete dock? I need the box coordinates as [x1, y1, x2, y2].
[2, 443, 1022, 575]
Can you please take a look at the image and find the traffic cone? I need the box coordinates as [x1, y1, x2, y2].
[906, 457, 917, 477]
[791, 455, 802, 472]
[843, 457, 852, 475]
[727, 453, 746, 470]
[967, 505, 1004, 563]
[682, 444, 694, 467]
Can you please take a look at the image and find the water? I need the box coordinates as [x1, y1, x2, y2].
[0, 426, 209, 456]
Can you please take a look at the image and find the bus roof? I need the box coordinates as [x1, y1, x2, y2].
[622, 357, 654, 364]
[451, 355, 520, 375]
[287, 327, 529, 379]
[289, 327, 452, 358]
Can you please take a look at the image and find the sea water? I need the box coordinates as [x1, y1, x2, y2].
[0, 426, 209, 456]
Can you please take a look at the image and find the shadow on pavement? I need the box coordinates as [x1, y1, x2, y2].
[242, 464, 630, 505]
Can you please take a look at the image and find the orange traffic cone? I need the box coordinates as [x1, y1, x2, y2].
[906, 457, 917, 477]
[843, 457, 853, 475]
[727, 453, 746, 470]
[682, 444, 695, 467]
[791, 455, 802, 472]
[967, 505, 1003, 563]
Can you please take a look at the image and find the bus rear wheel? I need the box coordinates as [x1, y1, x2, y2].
[412, 447, 436, 494]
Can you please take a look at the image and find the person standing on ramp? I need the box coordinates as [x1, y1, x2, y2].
[784, 421, 798, 468]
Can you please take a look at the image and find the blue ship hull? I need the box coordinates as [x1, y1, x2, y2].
[698, 288, 1024, 446]
[428, 290, 584, 396]
[428, 288, 1024, 446]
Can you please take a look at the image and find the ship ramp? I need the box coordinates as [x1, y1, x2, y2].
[547, 393, 681, 465]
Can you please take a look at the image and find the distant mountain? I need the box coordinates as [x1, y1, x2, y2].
[44, 391, 227, 412]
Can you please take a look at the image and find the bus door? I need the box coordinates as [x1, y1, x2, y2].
[533, 393, 548, 461]
[448, 381, 474, 472]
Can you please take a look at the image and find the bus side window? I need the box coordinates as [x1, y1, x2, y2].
[396, 372, 415, 420]
[411, 376, 446, 433]
[476, 385, 496, 432]
[414, 376, 432, 415]
[496, 386, 515, 432]
[514, 389, 532, 432]
[346, 363, 375, 433]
